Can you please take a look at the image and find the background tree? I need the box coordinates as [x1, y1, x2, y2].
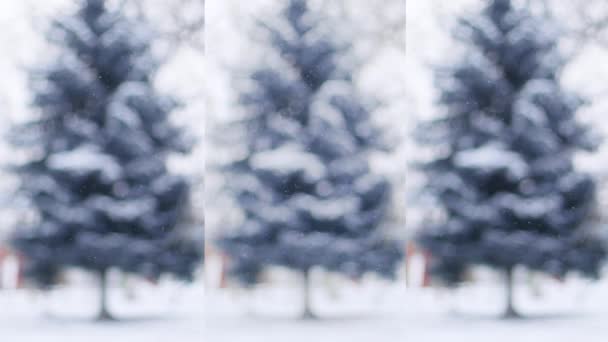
[416, 0, 605, 318]
[216, 0, 403, 319]
[126, 0, 205, 53]
[10, 0, 203, 321]
[534, 0, 608, 50]
[322, 0, 406, 54]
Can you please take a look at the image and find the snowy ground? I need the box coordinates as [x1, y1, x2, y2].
[4, 279, 608, 341]
[0, 283, 206, 342]
[206, 279, 608, 342]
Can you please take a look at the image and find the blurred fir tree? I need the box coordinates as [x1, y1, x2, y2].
[416, 0, 605, 318]
[9, 0, 202, 321]
[216, 0, 402, 319]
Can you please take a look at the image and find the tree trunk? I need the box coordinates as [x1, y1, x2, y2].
[503, 266, 520, 319]
[97, 269, 114, 321]
[301, 269, 316, 320]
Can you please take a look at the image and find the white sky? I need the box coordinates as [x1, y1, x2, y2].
[0, 1, 206, 236]
[204, 0, 408, 236]
[2, 0, 606, 161]
[0, 0, 205, 144]
[2, 0, 608, 232]
[407, 0, 608, 177]
[404, 0, 608, 228]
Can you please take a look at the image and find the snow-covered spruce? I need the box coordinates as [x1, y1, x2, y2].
[216, 0, 402, 319]
[9, 0, 202, 321]
[416, 0, 605, 318]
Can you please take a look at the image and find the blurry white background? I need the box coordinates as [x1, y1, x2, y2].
[0, 0, 206, 241]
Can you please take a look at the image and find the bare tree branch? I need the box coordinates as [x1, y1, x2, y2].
[126, 0, 205, 53]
